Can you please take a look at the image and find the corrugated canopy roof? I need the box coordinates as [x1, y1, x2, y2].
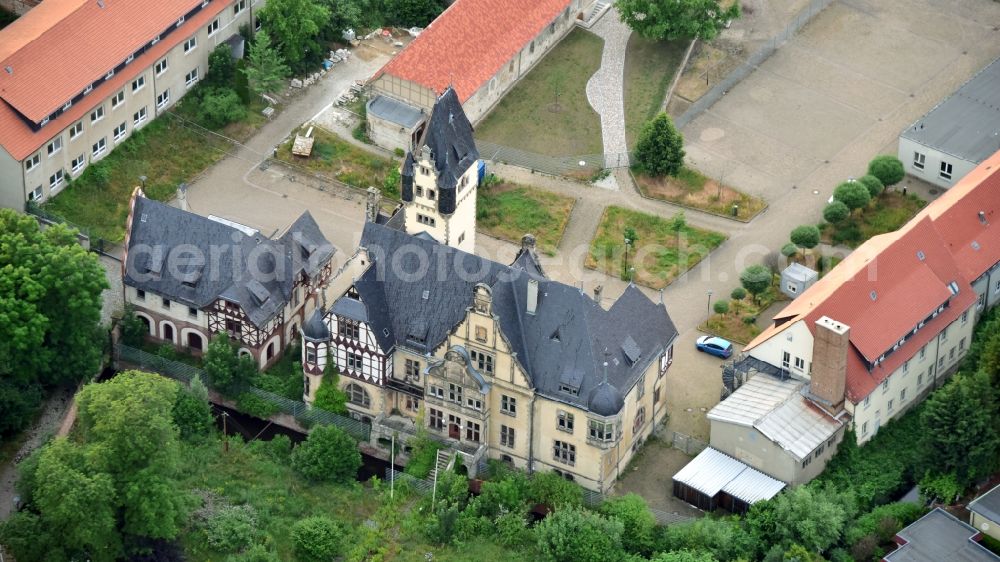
[673, 447, 786, 503]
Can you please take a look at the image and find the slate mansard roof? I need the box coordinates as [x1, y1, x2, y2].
[124, 193, 335, 329]
[328, 221, 678, 415]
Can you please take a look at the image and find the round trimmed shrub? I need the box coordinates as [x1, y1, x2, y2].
[823, 201, 850, 223]
[205, 505, 259, 553]
[781, 243, 798, 257]
[291, 516, 343, 562]
[867, 155, 905, 186]
[713, 301, 730, 315]
[859, 174, 884, 198]
[833, 181, 871, 212]
[291, 424, 361, 483]
[730, 287, 747, 301]
[790, 225, 821, 250]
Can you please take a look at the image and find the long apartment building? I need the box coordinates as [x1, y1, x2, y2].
[696, 150, 1000, 491]
[0, 0, 263, 210]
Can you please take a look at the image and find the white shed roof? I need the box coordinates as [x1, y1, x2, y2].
[673, 447, 786, 504]
[707, 374, 801, 426]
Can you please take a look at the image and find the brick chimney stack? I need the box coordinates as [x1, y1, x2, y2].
[810, 316, 849, 414]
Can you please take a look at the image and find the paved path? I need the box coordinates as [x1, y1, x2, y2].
[585, 8, 632, 163]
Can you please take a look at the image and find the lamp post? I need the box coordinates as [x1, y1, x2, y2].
[139, 175, 147, 189]
[707, 290, 714, 317]
[624, 235, 631, 280]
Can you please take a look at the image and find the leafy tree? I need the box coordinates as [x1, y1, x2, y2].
[77, 371, 186, 540]
[858, 174, 884, 198]
[207, 44, 237, 87]
[390, 0, 446, 26]
[655, 516, 755, 561]
[292, 424, 361, 483]
[740, 264, 771, 303]
[634, 113, 685, 177]
[0, 210, 107, 437]
[204, 334, 240, 389]
[120, 304, 149, 347]
[33, 438, 122, 561]
[291, 516, 344, 562]
[617, 0, 740, 41]
[746, 484, 855, 554]
[226, 544, 281, 562]
[844, 502, 925, 546]
[790, 225, 821, 250]
[833, 180, 871, 213]
[318, 0, 363, 40]
[528, 471, 584, 509]
[920, 370, 999, 486]
[242, 30, 289, 96]
[867, 155, 905, 187]
[258, 0, 329, 70]
[918, 471, 964, 504]
[205, 505, 260, 553]
[730, 287, 747, 300]
[198, 87, 247, 129]
[651, 551, 718, 562]
[172, 375, 214, 440]
[599, 494, 656, 556]
[0, 512, 59, 562]
[713, 300, 730, 315]
[313, 362, 348, 414]
[823, 201, 850, 223]
[535, 505, 625, 562]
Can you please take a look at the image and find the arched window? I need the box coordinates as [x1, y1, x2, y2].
[162, 323, 174, 342]
[345, 383, 371, 408]
[137, 315, 151, 335]
[187, 332, 204, 351]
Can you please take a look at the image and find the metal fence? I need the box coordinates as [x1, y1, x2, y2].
[648, 506, 696, 526]
[25, 201, 117, 258]
[115, 343, 371, 441]
[670, 431, 708, 456]
[385, 467, 435, 495]
[674, 0, 835, 129]
[475, 139, 631, 178]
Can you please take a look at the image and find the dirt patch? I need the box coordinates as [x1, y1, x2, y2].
[614, 437, 704, 516]
[634, 170, 767, 220]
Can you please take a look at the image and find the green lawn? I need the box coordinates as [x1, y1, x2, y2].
[276, 126, 401, 199]
[477, 179, 575, 256]
[475, 28, 604, 157]
[586, 206, 727, 289]
[633, 167, 767, 220]
[699, 282, 783, 344]
[821, 191, 927, 248]
[41, 117, 233, 242]
[623, 35, 688, 148]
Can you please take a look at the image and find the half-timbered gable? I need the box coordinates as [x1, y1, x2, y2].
[123, 189, 336, 368]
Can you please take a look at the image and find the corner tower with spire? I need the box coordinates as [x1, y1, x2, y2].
[400, 87, 480, 253]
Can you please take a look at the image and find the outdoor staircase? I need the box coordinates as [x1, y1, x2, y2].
[429, 449, 455, 482]
[579, 0, 611, 28]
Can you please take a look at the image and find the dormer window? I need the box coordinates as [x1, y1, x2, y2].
[176, 15, 185, 27]
[84, 84, 93, 95]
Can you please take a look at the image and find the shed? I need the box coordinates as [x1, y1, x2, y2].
[780, 263, 818, 299]
[672, 447, 786, 513]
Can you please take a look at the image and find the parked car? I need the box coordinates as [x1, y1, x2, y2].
[696, 336, 734, 358]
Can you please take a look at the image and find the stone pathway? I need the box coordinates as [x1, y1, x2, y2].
[584, 8, 632, 166]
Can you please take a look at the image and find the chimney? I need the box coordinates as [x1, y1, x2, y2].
[521, 233, 536, 253]
[526, 278, 538, 316]
[177, 183, 188, 212]
[593, 284, 603, 304]
[810, 316, 849, 414]
[366, 187, 382, 223]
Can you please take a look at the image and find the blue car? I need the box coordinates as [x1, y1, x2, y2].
[696, 336, 734, 359]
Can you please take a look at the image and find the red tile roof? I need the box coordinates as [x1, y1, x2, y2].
[0, 0, 228, 162]
[0, 0, 202, 124]
[745, 151, 1000, 403]
[374, 0, 575, 103]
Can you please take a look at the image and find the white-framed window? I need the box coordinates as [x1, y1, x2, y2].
[918, 372, 924, 386]
[111, 90, 125, 109]
[83, 84, 93, 95]
[69, 121, 83, 140]
[887, 399, 894, 413]
[47, 137, 62, 156]
[105, 69, 114, 80]
[782, 351, 790, 370]
[961, 310, 969, 324]
[39, 116, 49, 127]
[156, 89, 170, 109]
[71, 154, 85, 174]
[183, 37, 197, 54]
[557, 410, 574, 433]
[346, 352, 363, 371]
[501, 395, 516, 416]
[995, 279, 1000, 294]
[588, 419, 615, 442]
[63, 100, 72, 111]
[913, 151, 925, 170]
[794, 357, 805, 371]
[133, 106, 147, 127]
[25, 153, 40, 171]
[305, 347, 317, 363]
[882, 379, 889, 393]
[207, 18, 219, 35]
[185, 68, 199, 88]
[940, 161, 953, 181]
[903, 360, 909, 374]
[861, 421, 869, 436]
[91, 106, 105, 123]
[900, 388, 907, 403]
[234, 0, 247, 14]
[154, 58, 168, 75]
[469, 349, 494, 374]
[863, 395, 870, 409]
[254, 17, 261, 31]
[151, 35, 161, 46]
[132, 76, 145, 92]
[919, 345, 927, 360]
[176, 15, 185, 27]
[126, 53, 134, 64]
[466, 396, 483, 411]
[553, 440, 575, 465]
[28, 185, 43, 201]
[113, 122, 127, 143]
[92, 137, 107, 158]
[500, 425, 515, 448]
[49, 170, 64, 189]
